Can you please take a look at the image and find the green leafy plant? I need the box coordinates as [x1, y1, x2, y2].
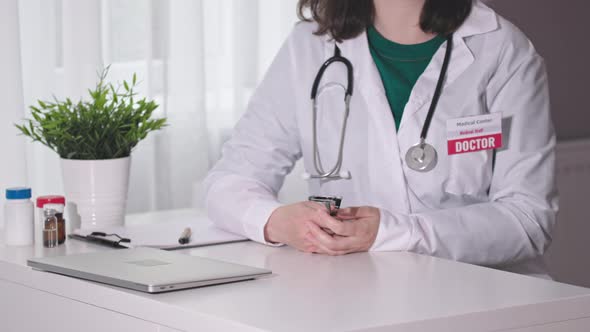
[15, 68, 167, 160]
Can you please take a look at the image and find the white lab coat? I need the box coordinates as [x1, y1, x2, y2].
[204, 1, 557, 277]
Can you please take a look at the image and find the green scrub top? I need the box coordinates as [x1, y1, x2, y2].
[367, 26, 445, 130]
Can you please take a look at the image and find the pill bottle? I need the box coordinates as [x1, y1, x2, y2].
[4, 187, 34, 246]
[43, 208, 59, 248]
[35, 196, 66, 245]
[43, 203, 66, 244]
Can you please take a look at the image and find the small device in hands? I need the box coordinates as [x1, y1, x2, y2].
[308, 196, 342, 216]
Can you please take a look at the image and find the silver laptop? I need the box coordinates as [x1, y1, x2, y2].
[27, 247, 272, 293]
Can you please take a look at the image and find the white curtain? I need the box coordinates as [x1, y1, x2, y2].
[0, 0, 299, 214]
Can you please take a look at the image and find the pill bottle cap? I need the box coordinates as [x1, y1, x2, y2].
[43, 203, 64, 213]
[6, 187, 32, 200]
[44, 208, 58, 218]
[36, 195, 66, 208]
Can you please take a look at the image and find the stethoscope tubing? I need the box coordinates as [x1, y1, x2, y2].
[309, 45, 354, 180]
[306, 34, 454, 179]
[311, 94, 351, 178]
[311, 45, 353, 99]
[420, 35, 454, 141]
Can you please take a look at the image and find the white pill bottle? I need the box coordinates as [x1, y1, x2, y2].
[4, 187, 34, 246]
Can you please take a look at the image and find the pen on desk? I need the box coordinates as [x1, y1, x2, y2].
[178, 227, 192, 245]
[68, 234, 128, 248]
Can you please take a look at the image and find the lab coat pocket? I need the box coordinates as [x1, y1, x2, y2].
[444, 150, 493, 197]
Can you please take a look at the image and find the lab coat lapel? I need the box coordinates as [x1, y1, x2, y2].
[339, 32, 413, 215]
[398, 37, 474, 133]
[398, 1, 499, 133]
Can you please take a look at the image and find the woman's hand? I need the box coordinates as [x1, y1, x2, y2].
[305, 206, 380, 255]
[264, 201, 341, 253]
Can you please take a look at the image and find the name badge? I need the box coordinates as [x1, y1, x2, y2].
[447, 113, 502, 155]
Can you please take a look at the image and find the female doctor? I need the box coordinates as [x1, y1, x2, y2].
[204, 0, 557, 276]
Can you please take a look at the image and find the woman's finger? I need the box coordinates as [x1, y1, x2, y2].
[336, 206, 377, 220]
[305, 231, 349, 256]
[303, 201, 328, 212]
[311, 210, 356, 236]
[306, 221, 357, 252]
[335, 207, 358, 218]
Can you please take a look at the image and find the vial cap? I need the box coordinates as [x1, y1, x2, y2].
[44, 208, 57, 217]
[6, 187, 32, 200]
[36, 195, 66, 208]
[44, 203, 64, 213]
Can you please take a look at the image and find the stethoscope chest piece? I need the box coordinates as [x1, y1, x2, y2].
[405, 141, 437, 172]
[403, 34, 453, 173]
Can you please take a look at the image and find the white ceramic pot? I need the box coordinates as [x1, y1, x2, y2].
[61, 157, 131, 230]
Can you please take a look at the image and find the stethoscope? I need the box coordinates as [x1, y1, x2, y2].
[302, 35, 453, 180]
[302, 45, 353, 180]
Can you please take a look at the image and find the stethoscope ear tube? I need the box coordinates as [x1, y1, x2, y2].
[306, 43, 355, 181]
[310, 45, 354, 100]
[311, 94, 351, 179]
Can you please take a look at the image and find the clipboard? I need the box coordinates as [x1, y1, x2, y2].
[71, 218, 248, 250]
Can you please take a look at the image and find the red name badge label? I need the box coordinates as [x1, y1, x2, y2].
[447, 113, 502, 155]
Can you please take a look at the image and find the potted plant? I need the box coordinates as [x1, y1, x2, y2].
[15, 69, 167, 230]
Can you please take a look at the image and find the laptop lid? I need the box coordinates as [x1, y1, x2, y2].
[27, 247, 272, 293]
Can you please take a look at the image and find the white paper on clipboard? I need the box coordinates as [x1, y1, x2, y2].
[74, 218, 248, 250]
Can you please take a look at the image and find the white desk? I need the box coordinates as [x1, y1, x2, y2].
[1, 209, 590, 332]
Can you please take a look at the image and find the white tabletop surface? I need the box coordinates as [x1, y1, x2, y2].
[2, 209, 590, 332]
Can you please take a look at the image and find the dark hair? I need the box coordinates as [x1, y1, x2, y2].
[297, 0, 473, 42]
